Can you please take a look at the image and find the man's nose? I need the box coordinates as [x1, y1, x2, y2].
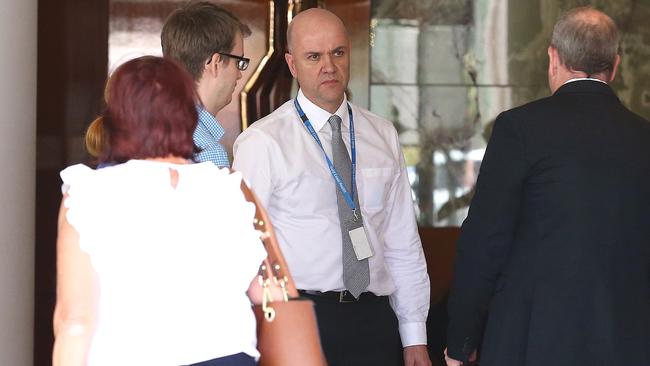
[321, 54, 335, 72]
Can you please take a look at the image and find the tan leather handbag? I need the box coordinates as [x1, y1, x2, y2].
[239, 179, 328, 366]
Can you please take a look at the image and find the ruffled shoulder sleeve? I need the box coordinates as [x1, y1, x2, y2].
[60, 164, 94, 194]
[59, 164, 104, 255]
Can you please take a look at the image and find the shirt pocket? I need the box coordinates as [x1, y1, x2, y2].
[359, 167, 398, 210]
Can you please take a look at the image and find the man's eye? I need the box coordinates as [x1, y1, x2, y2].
[334, 50, 345, 57]
[307, 54, 319, 61]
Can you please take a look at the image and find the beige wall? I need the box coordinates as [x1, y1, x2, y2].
[0, 0, 37, 364]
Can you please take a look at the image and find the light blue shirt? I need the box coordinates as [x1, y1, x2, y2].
[193, 106, 230, 168]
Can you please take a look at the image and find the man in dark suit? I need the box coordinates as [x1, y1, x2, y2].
[445, 7, 650, 366]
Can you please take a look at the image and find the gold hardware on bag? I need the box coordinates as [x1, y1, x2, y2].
[262, 285, 276, 322]
[279, 278, 289, 302]
[271, 263, 290, 301]
[259, 271, 277, 322]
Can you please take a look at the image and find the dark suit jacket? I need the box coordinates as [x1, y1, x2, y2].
[446, 80, 650, 366]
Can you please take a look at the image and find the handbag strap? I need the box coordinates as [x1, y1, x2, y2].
[235, 171, 300, 299]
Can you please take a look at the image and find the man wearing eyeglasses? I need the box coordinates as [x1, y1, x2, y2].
[161, 1, 251, 168]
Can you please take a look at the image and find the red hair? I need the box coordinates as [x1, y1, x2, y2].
[102, 56, 198, 163]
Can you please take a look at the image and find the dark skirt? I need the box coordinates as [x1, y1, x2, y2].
[185, 352, 256, 366]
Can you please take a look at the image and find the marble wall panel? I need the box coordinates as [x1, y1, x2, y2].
[371, 20, 419, 84]
[369, 85, 419, 144]
[418, 25, 470, 85]
[371, 0, 510, 88]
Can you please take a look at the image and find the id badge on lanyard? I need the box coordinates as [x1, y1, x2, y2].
[294, 98, 374, 260]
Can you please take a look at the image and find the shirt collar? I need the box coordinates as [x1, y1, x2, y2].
[196, 105, 225, 140]
[564, 77, 608, 85]
[296, 89, 349, 132]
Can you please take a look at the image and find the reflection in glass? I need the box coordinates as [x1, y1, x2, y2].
[370, 0, 650, 227]
[371, 0, 509, 226]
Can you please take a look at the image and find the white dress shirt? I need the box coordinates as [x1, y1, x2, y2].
[233, 90, 430, 346]
[564, 77, 608, 85]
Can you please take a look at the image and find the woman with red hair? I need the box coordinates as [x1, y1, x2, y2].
[53, 56, 265, 366]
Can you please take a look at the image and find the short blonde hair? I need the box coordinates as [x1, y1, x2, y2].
[84, 116, 106, 158]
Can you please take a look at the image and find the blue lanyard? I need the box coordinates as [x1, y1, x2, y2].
[294, 98, 358, 219]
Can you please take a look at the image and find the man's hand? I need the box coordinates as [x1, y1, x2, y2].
[403, 345, 432, 366]
[444, 348, 477, 366]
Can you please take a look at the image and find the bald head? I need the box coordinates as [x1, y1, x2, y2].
[284, 8, 351, 113]
[287, 8, 348, 54]
[550, 7, 619, 78]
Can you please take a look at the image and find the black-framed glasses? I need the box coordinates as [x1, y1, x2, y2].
[207, 52, 250, 71]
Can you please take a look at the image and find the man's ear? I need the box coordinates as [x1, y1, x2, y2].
[547, 46, 558, 79]
[285, 52, 298, 79]
[204, 53, 221, 78]
[609, 54, 621, 82]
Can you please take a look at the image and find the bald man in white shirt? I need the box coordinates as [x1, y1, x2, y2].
[233, 8, 430, 366]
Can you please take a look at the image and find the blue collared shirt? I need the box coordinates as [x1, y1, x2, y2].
[193, 106, 230, 168]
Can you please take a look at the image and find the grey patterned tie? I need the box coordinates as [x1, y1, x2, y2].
[328, 114, 370, 298]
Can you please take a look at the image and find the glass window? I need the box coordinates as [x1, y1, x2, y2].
[370, 0, 650, 227]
